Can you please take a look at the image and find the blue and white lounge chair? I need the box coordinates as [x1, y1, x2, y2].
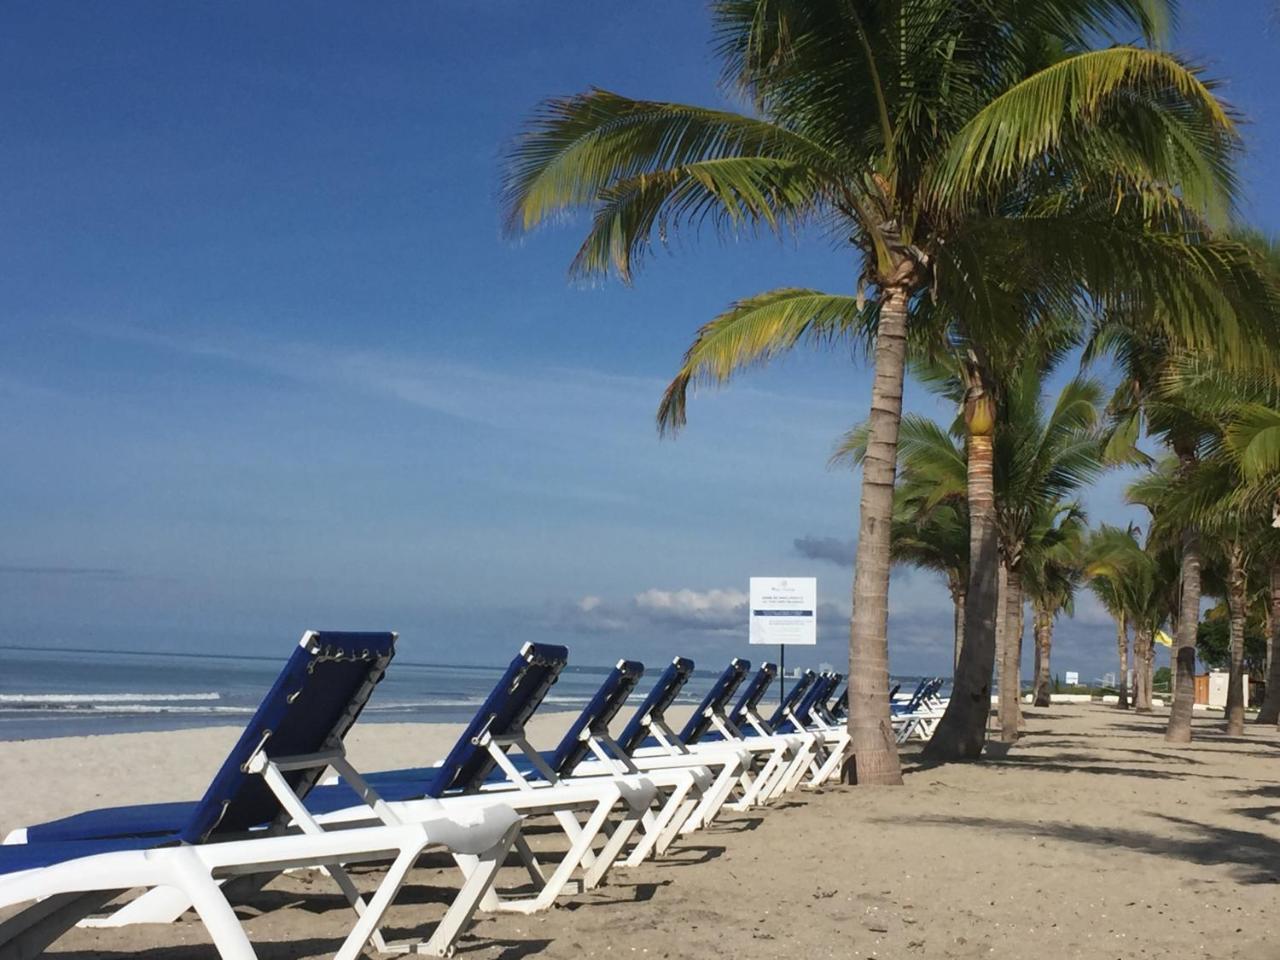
[774, 671, 850, 783]
[321, 643, 660, 914]
[16, 643, 659, 920]
[698, 664, 830, 795]
[672, 659, 820, 805]
[623, 659, 807, 820]
[0, 631, 522, 959]
[579, 657, 756, 833]
[460, 659, 716, 866]
[891, 677, 947, 742]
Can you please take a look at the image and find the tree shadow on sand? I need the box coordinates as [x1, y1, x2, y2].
[1105, 722, 1278, 747]
[1091, 734, 1280, 759]
[909, 752, 1234, 781]
[893, 812, 1280, 884]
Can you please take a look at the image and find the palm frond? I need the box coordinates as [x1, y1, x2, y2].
[657, 288, 877, 433]
[927, 46, 1236, 220]
[501, 88, 841, 242]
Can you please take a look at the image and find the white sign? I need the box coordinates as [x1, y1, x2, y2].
[1065, 670, 1079, 686]
[748, 577, 817, 646]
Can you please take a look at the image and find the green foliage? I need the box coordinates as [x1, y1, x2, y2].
[1196, 616, 1267, 676]
[1085, 523, 1173, 638]
[500, 1, 1267, 438]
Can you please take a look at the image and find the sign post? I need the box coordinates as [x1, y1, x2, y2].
[748, 577, 817, 705]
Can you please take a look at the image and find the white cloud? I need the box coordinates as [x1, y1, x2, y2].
[633, 587, 747, 631]
[544, 586, 857, 645]
[546, 585, 750, 636]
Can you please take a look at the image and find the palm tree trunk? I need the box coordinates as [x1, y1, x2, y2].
[1116, 612, 1130, 710]
[999, 563, 1024, 742]
[1146, 632, 1157, 710]
[952, 586, 967, 671]
[1131, 636, 1143, 711]
[1225, 539, 1247, 737]
[1166, 524, 1202, 743]
[1033, 606, 1053, 707]
[1014, 589, 1026, 731]
[843, 285, 908, 786]
[1133, 628, 1153, 713]
[995, 562, 1007, 713]
[1032, 614, 1043, 703]
[922, 408, 999, 762]
[1255, 562, 1280, 725]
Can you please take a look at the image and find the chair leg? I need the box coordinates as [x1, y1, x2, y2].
[167, 852, 260, 960]
[624, 777, 689, 866]
[333, 843, 420, 960]
[416, 821, 520, 957]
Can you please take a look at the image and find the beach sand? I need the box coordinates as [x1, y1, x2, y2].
[2, 704, 1278, 959]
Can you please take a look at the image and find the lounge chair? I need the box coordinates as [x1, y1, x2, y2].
[775, 672, 850, 784]
[17, 643, 659, 919]
[323, 643, 660, 912]
[465, 659, 716, 865]
[587, 657, 760, 834]
[673, 660, 821, 803]
[0, 631, 522, 959]
[892, 678, 947, 742]
[626, 659, 812, 816]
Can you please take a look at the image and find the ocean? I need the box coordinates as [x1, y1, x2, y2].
[0, 644, 936, 742]
[0, 644, 732, 742]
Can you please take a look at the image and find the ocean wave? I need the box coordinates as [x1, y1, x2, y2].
[0, 692, 222, 704]
[363, 698, 485, 710]
[0, 704, 252, 716]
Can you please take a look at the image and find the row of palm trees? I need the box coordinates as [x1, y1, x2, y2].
[502, 0, 1280, 783]
[846, 341, 1280, 748]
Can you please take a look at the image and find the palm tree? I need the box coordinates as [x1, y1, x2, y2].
[1131, 460, 1259, 734]
[1089, 323, 1222, 741]
[889, 495, 971, 670]
[1086, 524, 1172, 712]
[834, 416, 969, 666]
[841, 364, 1105, 737]
[1086, 534, 1134, 710]
[1024, 503, 1088, 707]
[502, 0, 1244, 782]
[990, 370, 1105, 740]
[1140, 355, 1280, 732]
[1087, 232, 1280, 740]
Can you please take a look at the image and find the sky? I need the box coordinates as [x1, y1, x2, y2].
[0, 1, 1277, 679]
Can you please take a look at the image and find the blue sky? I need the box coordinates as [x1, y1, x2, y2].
[1, 2, 1277, 678]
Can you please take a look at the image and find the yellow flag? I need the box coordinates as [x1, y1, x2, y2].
[1154, 629, 1174, 648]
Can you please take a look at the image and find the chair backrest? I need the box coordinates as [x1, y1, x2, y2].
[788, 671, 838, 729]
[816, 672, 844, 719]
[767, 669, 815, 728]
[730, 661, 777, 726]
[548, 659, 645, 776]
[830, 683, 849, 718]
[902, 677, 931, 712]
[678, 658, 750, 744]
[425, 642, 569, 797]
[616, 656, 694, 754]
[181, 631, 397, 844]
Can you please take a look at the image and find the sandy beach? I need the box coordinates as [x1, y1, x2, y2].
[2, 704, 1278, 959]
